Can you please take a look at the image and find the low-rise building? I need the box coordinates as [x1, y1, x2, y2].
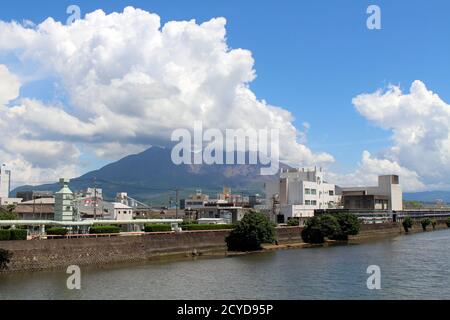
[0, 197, 22, 206]
[340, 175, 403, 211]
[14, 198, 55, 220]
[16, 191, 53, 202]
[102, 202, 133, 220]
[180, 190, 210, 210]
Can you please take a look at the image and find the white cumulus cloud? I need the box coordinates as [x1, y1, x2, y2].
[0, 7, 333, 186]
[351, 80, 450, 191]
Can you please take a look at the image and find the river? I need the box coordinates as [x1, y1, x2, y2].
[1, 229, 450, 300]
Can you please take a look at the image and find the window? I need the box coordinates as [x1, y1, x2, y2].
[329, 190, 334, 196]
[305, 200, 311, 205]
[311, 189, 317, 195]
[311, 200, 317, 206]
[305, 188, 311, 195]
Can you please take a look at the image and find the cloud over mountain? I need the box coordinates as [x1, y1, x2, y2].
[0, 7, 333, 186]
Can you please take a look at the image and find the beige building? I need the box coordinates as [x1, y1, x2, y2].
[340, 175, 403, 211]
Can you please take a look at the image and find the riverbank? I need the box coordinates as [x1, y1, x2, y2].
[3, 229, 450, 300]
[1, 222, 448, 273]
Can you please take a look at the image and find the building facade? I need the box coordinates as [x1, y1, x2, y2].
[180, 190, 210, 210]
[340, 175, 403, 211]
[54, 178, 75, 221]
[265, 167, 340, 223]
[102, 202, 133, 220]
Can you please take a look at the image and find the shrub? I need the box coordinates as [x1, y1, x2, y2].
[287, 218, 300, 227]
[431, 219, 437, 230]
[0, 229, 10, 241]
[403, 216, 413, 233]
[46, 227, 68, 236]
[0, 248, 12, 270]
[334, 213, 361, 240]
[9, 229, 27, 240]
[301, 217, 325, 244]
[89, 225, 120, 234]
[301, 215, 342, 244]
[226, 211, 275, 252]
[446, 217, 450, 228]
[421, 218, 431, 231]
[144, 224, 172, 232]
[183, 224, 234, 231]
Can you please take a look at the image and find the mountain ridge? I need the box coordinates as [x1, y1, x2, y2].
[12, 146, 287, 204]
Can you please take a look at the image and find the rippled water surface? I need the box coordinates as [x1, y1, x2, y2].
[1, 229, 450, 300]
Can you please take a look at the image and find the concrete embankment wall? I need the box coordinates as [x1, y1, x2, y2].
[0, 231, 230, 272]
[0, 228, 302, 272]
[350, 221, 449, 241]
[1, 223, 448, 273]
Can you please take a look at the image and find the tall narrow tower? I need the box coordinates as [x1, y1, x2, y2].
[54, 178, 75, 221]
[0, 165, 11, 199]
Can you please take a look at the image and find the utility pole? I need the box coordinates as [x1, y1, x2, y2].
[93, 177, 97, 220]
[32, 197, 36, 219]
[175, 188, 179, 219]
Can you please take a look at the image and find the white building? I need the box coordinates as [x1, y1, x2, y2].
[102, 202, 133, 220]
[265, 167, 340, 224]
[340, 175, 403, 211]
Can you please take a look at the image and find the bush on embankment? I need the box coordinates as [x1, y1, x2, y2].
[144, 224, 172, 232]
[287, 218, 300, 226]
[431, 219, 437, 230]
[226, 211, 275, 252]
[0, 229, 10, 241]
[402, 216, 413, 233]
[9, 229, 27, 240]
[0, 229, 27, 241]
[183, 224, 234, 231]
[0, 248, 12, 270]
[46, 227, 69, 236]
[89, 226, 120, 234]
[301, 213, 361, 244]
[421, 218, 432, 231]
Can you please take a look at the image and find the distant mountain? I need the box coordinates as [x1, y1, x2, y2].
[403, 191, 450, 203]
[13, 147, 288, 205]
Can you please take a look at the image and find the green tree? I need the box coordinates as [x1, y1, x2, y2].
[0, 208, 18, 221]
[431, 219, 437, 230]
[0, 248, 12, 270]
[226, 211, 276, 251]
[318, 215, 341, 239]
[402, 216, 413, 233]
[301, 216, 326, 244]
[421, 218, 431, 231]
[301, 215, 341, 244]
[334, 213, 361, 240]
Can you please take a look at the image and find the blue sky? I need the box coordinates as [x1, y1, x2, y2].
[1, 0, 450, 189]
